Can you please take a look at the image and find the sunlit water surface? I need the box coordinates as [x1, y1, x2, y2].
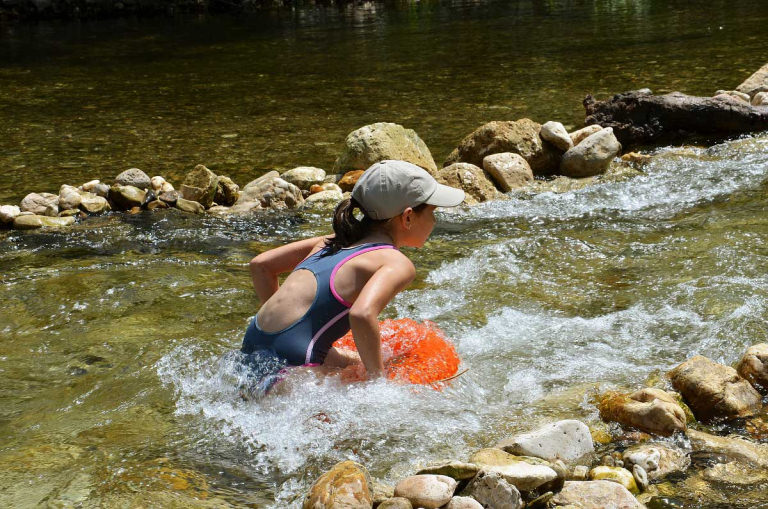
[2, 1, 768, 507]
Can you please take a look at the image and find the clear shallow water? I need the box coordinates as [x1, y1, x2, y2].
[2, 1, 768, 507]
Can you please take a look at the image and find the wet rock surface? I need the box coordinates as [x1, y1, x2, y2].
[468, 448, 557, 492]
[303, 460, 372, 509]
[108, 184, 146, 211]
[13, 214, 75, 229]
[589, 465, 639, 494]
[622, 444, 690, 481]
[597, 388, 687, 436]
[416, 460, 480, 481]
[737, 343, 768, 393]
[687, 429, 768, 468]
[669, 355, 762, 421]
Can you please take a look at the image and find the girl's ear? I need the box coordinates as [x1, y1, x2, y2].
[401, 207, 414, 230]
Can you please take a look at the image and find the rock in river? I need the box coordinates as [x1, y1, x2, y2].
[0, 205, 21, 224]
[13, 215, 75, 230]
[588, 466, 638, 494]
[540, 121, 573, 151]
[214, 176, 240, 206]
[496, 419, 594, 463]
[58, 184, 82, 211]
[464, 471, 522, 509]
[114, 168, 151, 190]
[20, 192, 59, 216]
[437, 163, 499, 205]
[281, 166, 327, 190]
[569, 124, 603, 146]
[378, 497, 412, 509]
[622, 443, 690, 481]
[737, 343, 768, 394]
[669, 355, 762, 421]
[735, 62, 768, 98]
[303, 460, 372, 509]
[334, 122, 438, 175]
[687, 429, 768, 468]
[338, 170, 365, 192]
[417, 460, 480, 481]
[180, 164, 218, 208]
[481, 152, 533, 192]
[109, 185, 146, 211]
[468, 448, 557, 492]
[550, 480, 644, 509]
[175, 198, 205, 214]
[231, 173, 304, 213]
[560, 127, 622, 177]
[444, 119, 560, 176]
[394, 474, 456, 509]
[445, 496, 483, 509]
[597, 388, 687, 436]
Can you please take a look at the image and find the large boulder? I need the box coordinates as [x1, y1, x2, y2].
[214, 176, 240, 206]
[550, 480, 644, 509]
[230, 172, 303, 213]
[622, 443, 690, 481]
[597, 388, 687, 436]
[444, 119, 560, 176]
[20, 192, 59, 216]
[687, 429, 768, 468]
[108, 185, 146, 211]
[394, 475, 456, 509]
[540, 121, 573, 151]
[737, 343, 768, 394]
[668, 355, 762, 421]
[481, 153, 533, 192]
[464, 471, 522, 509]
[281, 166, 327, 190]
[437, 163, 499, 205]
[735, 62, 768, 98]
[495, 420, 594, 463]
[13, 215, 75, 230]
[560, 127, 622, 177]
[180, 164, 218, 208]
[467, 448, 557, 492]
[334, 122, 438, 175]
[303, 460, 372, 509]
[114, 168, 151, 190]
[0, 205, 21, 224]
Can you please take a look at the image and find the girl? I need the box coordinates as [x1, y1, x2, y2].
[241, 160, 464, 384]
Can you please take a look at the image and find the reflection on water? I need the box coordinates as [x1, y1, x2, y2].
[2, 1, 768, 507]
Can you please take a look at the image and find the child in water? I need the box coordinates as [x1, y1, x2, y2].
[241, 160, 464, 388]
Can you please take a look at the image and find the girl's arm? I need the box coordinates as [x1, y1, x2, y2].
[249, 236, 327, 302]
[348, 257, 416, 379]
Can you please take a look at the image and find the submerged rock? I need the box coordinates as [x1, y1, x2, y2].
[0, 204, 21, 224]
[437, 163, 499, 205]
[281, 166, 327, 190]
[481, 152, 533, 192]
[180, 164, 218, 208]
[114, 168, 151, 190]
[495, 419, 594, 463]
[589, 466, 639, 494]
[669, 355, 762, 421]
[550, 480, 644, 509]
[560, 127, 622, 177]
[13, 215, 75, 230]
[622, 443, 690, 481]
[464, 471, 522, 509]
[468, 448, 557, 492]
[303, 460, 372, 509]
[108, 185, 146, 211]
[394, 475, 456, 509]
[597, 388, 687, 436]
[416, 460, 480, 481]
[334, 122, 438, 175]
[444, 119, 560, 176]
[687, 429, 768, 468]
[737, 343, 768, 394]
[20, 192, 59, 216]
[540, 121, 573, 151]
[569, 124, 603, 146]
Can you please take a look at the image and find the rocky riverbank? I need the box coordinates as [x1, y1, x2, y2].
[304, 344, 768, 508]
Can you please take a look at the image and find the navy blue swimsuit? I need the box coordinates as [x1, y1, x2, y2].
[241, 242, 395, 366]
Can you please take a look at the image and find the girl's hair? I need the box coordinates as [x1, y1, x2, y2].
[323, 197, 428, 255]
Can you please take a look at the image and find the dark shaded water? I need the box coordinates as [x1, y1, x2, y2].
[2, 1, 768, 507]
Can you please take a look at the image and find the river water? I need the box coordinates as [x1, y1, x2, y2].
[2, 1, 768, 507]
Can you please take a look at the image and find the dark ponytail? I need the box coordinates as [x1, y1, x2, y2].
[323, 197, 388, 255]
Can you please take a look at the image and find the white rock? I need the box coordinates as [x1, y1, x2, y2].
[304, 189, 343, 206]
[281, 166, 327, 190]
[319, 182, 343, 193]
[81, 180, 101, 192]
[469, 449, 557, 491]
[58, 185, 83, 211]
[445, 496, 483, 509]
[560, 127, 622, 178]
[466, 471, 523, 509]
[20, 192, 59, 217]
[752, 92, 768, 106]
[394, 475, 456, 509]
[569, 124, 603, 146]
[481, 153, 533, 192]
[0, 205, 21, 224]
[150, 176, 171, 192]
[540, 121, 574, 151]
[623, 444, 690, 480]
[496, 419, 594, 463]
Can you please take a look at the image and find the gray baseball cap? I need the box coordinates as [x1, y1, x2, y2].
[351, 160, 465, 220]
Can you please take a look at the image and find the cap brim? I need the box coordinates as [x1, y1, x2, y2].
[424, 183, 465, 208]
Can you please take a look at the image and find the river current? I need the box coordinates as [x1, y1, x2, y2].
[2, 1, 768, 507]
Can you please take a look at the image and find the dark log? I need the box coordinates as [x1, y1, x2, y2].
[583, 91, 768, 148]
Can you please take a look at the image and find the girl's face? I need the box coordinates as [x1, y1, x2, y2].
[399, 205, 437, 248]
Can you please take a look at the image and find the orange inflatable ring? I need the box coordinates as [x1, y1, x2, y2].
[333, 318, 460, 385]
